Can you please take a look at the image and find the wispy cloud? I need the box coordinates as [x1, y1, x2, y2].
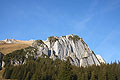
[95, 26, 120, 62]
[71, 0, 99, 32]
[88, 0, 99, 14]
[72, 0, 120, 32]
[96, 0, 120, 15]
[73, 15, 94, 32]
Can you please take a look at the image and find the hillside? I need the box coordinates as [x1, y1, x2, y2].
[0, 35, 120, 80]
[2, 35, 105, 67]
[0, 40, 33, 55]
[0, 39, 33, 80]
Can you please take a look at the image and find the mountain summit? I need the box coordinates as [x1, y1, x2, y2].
[2, 34, 105, 67]
[31, 34, 104, 67]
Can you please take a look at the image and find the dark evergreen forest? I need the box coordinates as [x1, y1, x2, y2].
[1, 47, 120, 80]
[3, 56, 120, 80]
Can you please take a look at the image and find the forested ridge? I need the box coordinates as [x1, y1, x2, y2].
[3, 56, 120, 80]
[1, 46, 120, 80]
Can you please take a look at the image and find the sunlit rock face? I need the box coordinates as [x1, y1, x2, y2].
[32, 34, 101, 67]
[96, 55, 106, 63]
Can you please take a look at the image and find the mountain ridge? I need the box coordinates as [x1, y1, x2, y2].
[31, 34, 105, 67]
[1, 34, 105, 68]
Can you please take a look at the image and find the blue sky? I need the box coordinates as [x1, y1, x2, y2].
[0, 0, 120, 63]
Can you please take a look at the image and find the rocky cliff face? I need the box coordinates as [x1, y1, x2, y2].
[96, 55, 106, 63]
[3, 34, 105, 67]
[30, 34, 101, 67]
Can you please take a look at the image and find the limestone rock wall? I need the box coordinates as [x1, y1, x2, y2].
[32, 34, 101, 67]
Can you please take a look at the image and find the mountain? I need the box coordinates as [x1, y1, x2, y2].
[2, 34, 105, 67]
[4, 38, 17, 43]
[0, 39, 33, 55]
[0, 39, 17, 44]
[31, 34, 104, 67]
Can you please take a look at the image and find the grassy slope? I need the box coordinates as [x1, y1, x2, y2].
[0, 40, 33, 80]
[0, 40, 33, 55]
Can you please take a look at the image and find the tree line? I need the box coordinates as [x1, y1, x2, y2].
[3, 56, 120, 80]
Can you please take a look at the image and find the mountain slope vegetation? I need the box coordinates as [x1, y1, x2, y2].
[0, 35, 119, 80]
[3, 56, 120, 80]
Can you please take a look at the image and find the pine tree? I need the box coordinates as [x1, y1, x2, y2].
[90, 71, 95, 80]
[58, 60, 74, 80]
[25, 72, 32, 80]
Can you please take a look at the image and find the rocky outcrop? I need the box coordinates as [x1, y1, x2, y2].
[4, 39, 16, 43]
[29, 34, 102, 67]
[3, 34, 105, 67]
[96, 55, 106, 63]
[0, 52, 4, 70]
[0, 39, 17, 44]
